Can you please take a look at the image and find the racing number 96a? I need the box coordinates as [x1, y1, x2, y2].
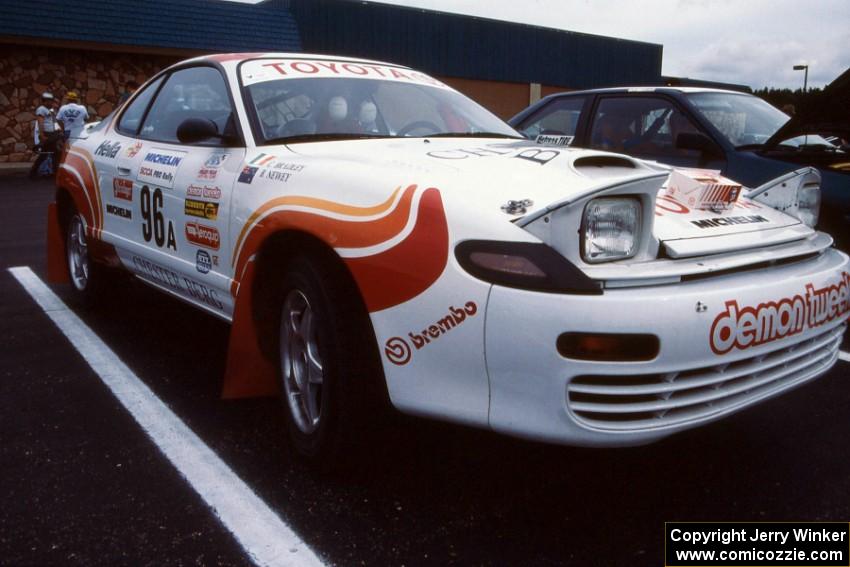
[140, 185, 177, 251]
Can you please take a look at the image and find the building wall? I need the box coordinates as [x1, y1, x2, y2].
[0, 45, 177, 163]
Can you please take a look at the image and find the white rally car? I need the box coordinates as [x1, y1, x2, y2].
[49, 53, 850, 462]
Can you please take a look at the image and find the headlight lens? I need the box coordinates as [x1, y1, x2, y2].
[797, 182, 821, 227]
[582, 197, 641, 263]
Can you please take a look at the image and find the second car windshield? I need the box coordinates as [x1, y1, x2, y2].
[245, 77, 520, 143]
[686, 92, 789, 147]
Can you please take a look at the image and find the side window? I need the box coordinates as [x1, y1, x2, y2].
[589, 96, 700, 158]
[518, 97, 586, 142]
[140, 66, 235, 145]
[117, 75, 164, 135]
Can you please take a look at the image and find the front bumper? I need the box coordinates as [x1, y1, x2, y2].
[484, 248, 850, 446]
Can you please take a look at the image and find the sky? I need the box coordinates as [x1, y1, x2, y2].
[229, 0, 849, 89]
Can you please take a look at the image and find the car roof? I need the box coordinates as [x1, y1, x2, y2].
[546, 86, 748, 97]
[188, 52, 409, 69]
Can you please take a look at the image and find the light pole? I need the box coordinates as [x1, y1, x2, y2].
[793, 64, 809, 92]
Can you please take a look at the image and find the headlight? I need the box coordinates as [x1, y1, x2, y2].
[581, 197, 641, 263]
[797, 182, 820, 228]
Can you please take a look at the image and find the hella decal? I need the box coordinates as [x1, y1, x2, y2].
[384, 302, 477, 366]
[710, 272, 850, 354]
[185, 221, 220, 250]
[94, 139, 122, 159]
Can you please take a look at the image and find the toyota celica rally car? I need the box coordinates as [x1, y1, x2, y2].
[48, 53, 850, 463]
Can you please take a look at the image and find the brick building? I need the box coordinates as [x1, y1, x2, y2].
[1, 0, 714, 163]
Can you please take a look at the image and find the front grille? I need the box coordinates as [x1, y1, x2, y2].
[567, 324, 845, 431]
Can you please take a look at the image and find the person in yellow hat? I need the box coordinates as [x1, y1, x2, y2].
[57, 91, 89, 141]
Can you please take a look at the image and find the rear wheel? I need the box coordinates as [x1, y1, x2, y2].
[273, 250, 385, 467]
[66, 213, 90, 293]
[64, 211, 107, 305]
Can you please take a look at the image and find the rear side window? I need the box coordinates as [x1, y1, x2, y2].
[117, 75, 164, 135]
[140, 66, 235, 145]
[517, 96, 586, 143]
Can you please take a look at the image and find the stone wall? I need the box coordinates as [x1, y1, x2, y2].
[0, 45, 178, 163]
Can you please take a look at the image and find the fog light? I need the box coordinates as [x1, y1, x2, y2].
[557, 332, 659, 362]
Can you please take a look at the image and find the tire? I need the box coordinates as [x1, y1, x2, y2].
[65, 211, 106, 306]
[273, 250, 386, 468]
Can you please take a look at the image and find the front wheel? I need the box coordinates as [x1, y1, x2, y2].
[274, 252, 386, 467]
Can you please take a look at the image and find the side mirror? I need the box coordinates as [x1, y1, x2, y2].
[676, 132, 721, 155]
[176, 117, 220, 144]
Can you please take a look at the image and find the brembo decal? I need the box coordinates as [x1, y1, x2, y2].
[709, 272, 850, 355]
[384, 302, 478, 366]
[231, 184, 449, 312]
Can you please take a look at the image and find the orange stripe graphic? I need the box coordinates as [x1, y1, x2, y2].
[232, 185, 406, 267]
[231, 185, 448, 313]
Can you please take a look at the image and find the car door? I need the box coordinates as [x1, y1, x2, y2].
[514, 95, 590, 147]
[115, 65, 246, 318]
[98, 75, 166, 253]
[587, 95, 727, 170]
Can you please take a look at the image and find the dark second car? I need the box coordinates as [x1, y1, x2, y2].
[509, 82, 850, 249]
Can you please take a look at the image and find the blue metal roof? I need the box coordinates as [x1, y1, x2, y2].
[0, 0, 301, 53]
[288, 0, 663, 89]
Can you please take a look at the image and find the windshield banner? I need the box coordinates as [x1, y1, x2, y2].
[241, 58, 451, 89]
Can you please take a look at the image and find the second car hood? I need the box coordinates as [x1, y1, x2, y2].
[765, 66, 850, 149]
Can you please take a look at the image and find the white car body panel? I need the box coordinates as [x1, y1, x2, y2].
[55, 53, 850, 447]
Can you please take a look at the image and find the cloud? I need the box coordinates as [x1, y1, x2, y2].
[367, 0, 850, 88]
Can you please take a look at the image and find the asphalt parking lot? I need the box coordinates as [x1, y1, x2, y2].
[2, 172, 850, 567]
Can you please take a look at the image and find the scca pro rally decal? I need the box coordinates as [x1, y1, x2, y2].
[384, 302, 477, 366]
[710, 273, 850, 354]
[137, 149, 185, 189]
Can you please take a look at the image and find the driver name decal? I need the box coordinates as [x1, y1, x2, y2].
[710, 272, 850, 354]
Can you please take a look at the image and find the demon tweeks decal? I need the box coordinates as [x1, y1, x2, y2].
[710, 272, 850, 354]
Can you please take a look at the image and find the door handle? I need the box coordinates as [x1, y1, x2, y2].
[117, 167, 132, 176]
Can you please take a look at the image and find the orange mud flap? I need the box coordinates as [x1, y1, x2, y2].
[221, 260, 279, 399]
[47, 203, 70, 284]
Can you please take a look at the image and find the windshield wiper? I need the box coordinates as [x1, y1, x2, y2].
[263, 133, 393, 145]
[424, 132, 524, 139]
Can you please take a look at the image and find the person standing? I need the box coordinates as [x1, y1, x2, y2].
[57, 91, 89, 141]
[30, 92, 61, 179]
[117, 80, 139, 105]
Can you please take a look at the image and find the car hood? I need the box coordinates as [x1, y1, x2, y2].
[284, 137, 806, 253]
[765, 66, 850, 149]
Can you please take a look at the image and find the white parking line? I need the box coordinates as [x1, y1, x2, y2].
[9, 267, 326, 567]
[840, 351, 850, 363]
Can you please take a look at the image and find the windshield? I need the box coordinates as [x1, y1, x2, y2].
[686, 92, 833, 149]
[242, 62, 519, 144]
